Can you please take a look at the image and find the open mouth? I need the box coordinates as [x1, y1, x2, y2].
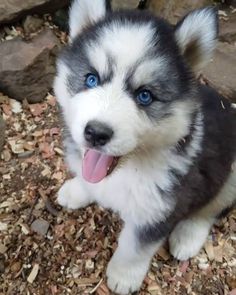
[82, 149, 119, 183]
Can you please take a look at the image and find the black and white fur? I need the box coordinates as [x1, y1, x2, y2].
[54, 1, 236, 294]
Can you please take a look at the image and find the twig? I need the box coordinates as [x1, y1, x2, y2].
[89, 278, 103, 294]
[38, 188, 59, 217]
[26, 195, 39, 223]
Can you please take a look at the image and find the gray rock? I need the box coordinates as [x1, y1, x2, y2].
[203, 42, 236, 102]
[112, 0, 138, 10]
[23, 15, 44, 35]
[52, 8, 69, 32]
[112, 0, 210, 23]
[148, 0, 210, 23]
[0, 29, 61, 103]
[0, 0, 70, 24]
[31, 219, 50, 236]
[0, 114, 5, 154]
[219, 12, 236, 44]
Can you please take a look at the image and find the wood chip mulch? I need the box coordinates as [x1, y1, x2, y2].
[0, 91, 235, 295]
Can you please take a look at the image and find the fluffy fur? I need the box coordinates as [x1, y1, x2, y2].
[54, 1, 236, 294]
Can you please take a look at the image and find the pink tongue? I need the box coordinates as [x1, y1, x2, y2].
[82, 149, 114, 183]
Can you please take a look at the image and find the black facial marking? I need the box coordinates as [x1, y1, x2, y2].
[62, 39, 114, 95]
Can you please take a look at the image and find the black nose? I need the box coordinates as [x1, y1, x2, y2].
[84, 121, 113, 147]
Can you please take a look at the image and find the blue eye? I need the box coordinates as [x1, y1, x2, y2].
[85, 74, 99, 88]
[136, 90, 153, 106]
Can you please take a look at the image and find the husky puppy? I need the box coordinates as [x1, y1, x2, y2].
[54, 0, 236, 294]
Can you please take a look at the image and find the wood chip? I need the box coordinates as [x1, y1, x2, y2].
[85, 259, 94, 270]
[204, 240, 215, 261]
[20, 223, 30, 235]
[0, 243, 7, 254]
[96, 283, 110, 295]
[27, 264, 39, 284]
[10, 99, 22, 113]
[213, 245, 223, 263]
[157, 246, 170, 261]
[0, 222, 8, 231]
[74, 278, 100, 286]
[9, 140, 25, 154]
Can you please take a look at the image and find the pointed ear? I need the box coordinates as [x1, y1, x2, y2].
[175, 7, 218, 73]
[69, 0, 111, 40]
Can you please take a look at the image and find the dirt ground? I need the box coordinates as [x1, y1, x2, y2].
[0, 11, 236, 295]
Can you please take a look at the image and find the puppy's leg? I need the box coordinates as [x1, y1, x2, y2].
[107, 223, 162, 295]
[57, 177, 91, 210]
[169, 216, 215, 261]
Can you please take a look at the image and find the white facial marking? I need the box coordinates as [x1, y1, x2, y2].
[54, 62, 71, 109]
[132, 58, 167, 87]
[87, 22, 156, 71]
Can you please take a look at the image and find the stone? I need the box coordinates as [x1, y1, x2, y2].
[203, 42, 236, 102]
[0, 29, 60, 103]
[112, 0, 138, 10]
[0, 0, 70, 24]
[52, 8, 69, 32]
[148, 0, 210, 23]
[0, 114, 5, 154]
[31, 219, 50, 236]
[23, 15, 44, 35]
[219, 12, 236, 44]
[112, 0, 210, 23]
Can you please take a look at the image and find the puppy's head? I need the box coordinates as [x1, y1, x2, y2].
[54, 0, 218, 183]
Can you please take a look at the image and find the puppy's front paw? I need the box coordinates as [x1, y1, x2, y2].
[57, 178, 90, 210]
[106, 257, 146, 295]
[169, 218, 211, 261]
